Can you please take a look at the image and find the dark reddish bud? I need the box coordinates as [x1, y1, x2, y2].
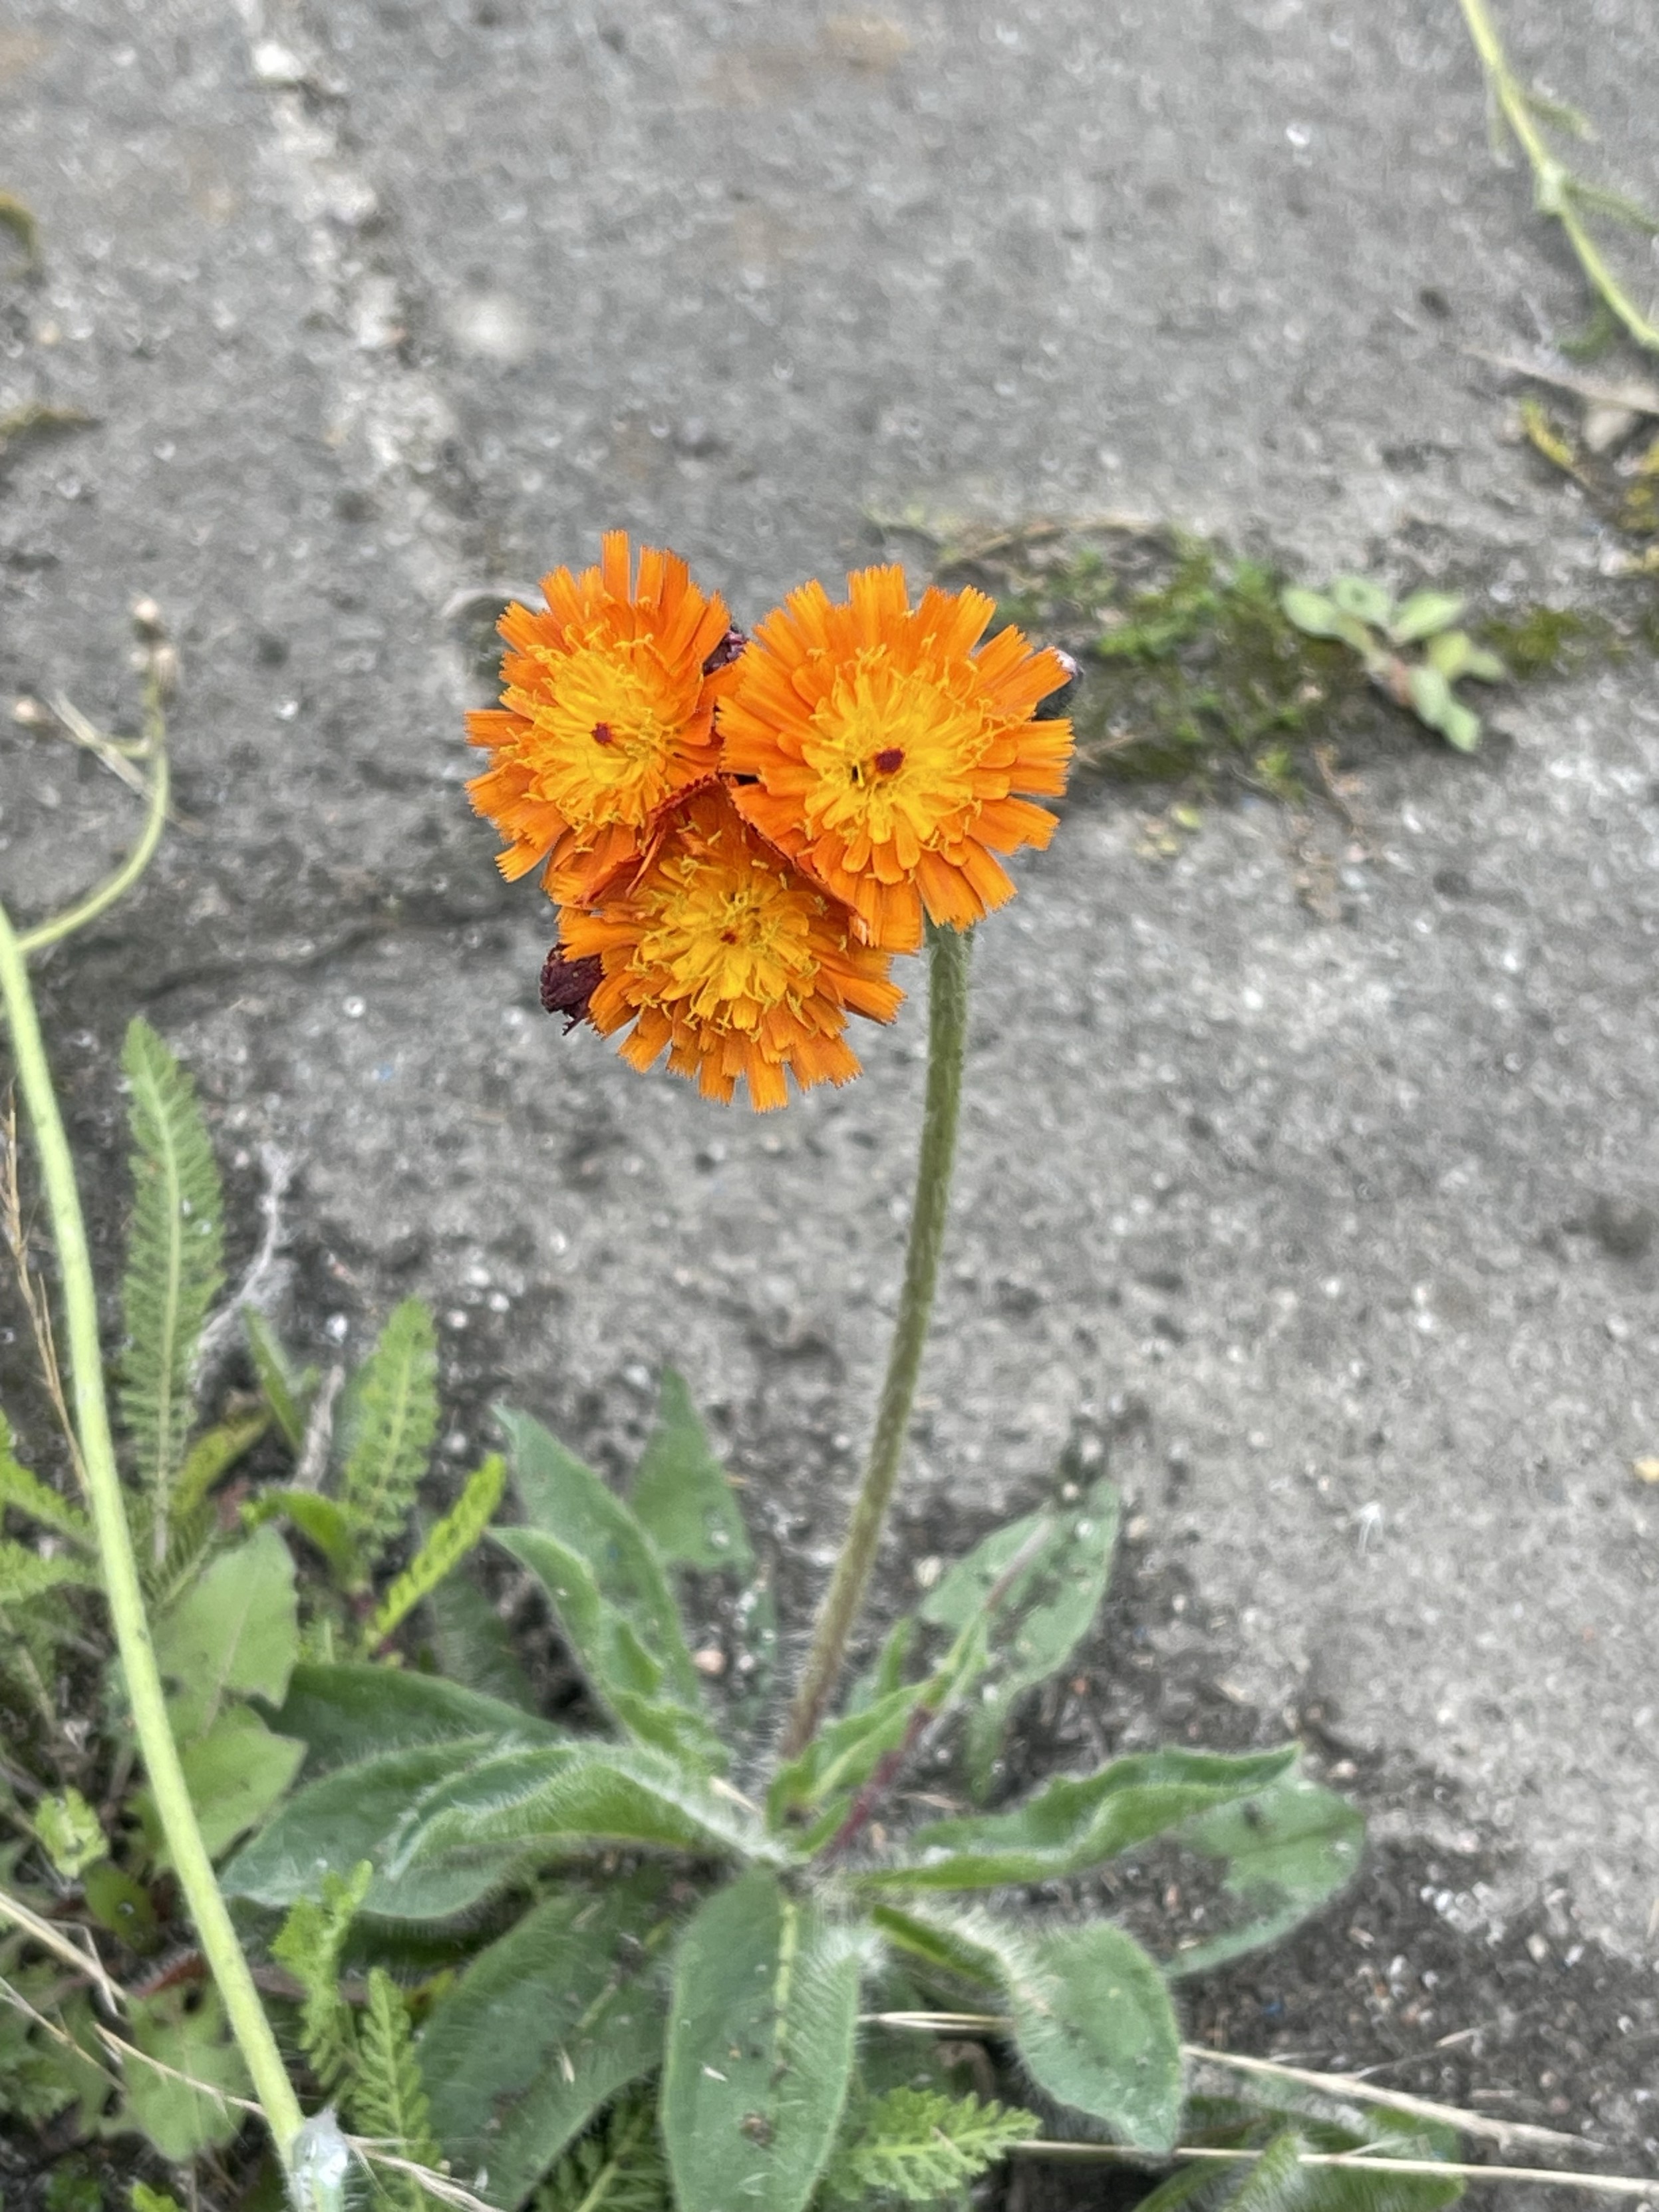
[873, 746, 905, 774]
[540, 948, 604, 1031]
[702, 626, 747, 674]
[591, 721, 615, 745]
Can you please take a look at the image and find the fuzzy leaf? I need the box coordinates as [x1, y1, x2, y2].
[118, 1019, 226, 1547]
[243, 1307, 317, 1452]
[820, 2086, 1040, 2207]
[125, 1982, 249, 2161]
[919, 1478, 1120, 1796]
[1002, 1920, 1182, 2149]
[35, 1787, 105, 1879]
[1137, 2076, 1463, 2212]
[152, 1523, 298, 1740]
[269, 1659, 561, 1772]
[496, 1524, 723, 1770]
[1327, 577, 1394, 629]
[630, 1370, 754, 1573]
[423, 1567, 538, 1710]
[1169, 1770, 1364, 1976]
[0, 1410, 92, 1547]
[865, 1746, 1299, 1890]
[337, 1299, 439, 1579]
[501, 1408, 706, 1707]
[661, 1869, 868, 2212]
[421, 1872, 675, 2208]
[221, 1738, 524, 1919]
[384, 1740, 776, 1881]
[370, 1455, 506, 1644]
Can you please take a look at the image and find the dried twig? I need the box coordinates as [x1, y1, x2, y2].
[0, 1883, 124, 2013]
[1008, 2141, 1659, 2198]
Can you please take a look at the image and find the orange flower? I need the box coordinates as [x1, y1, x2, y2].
[556, 786, 901, 1111]
[718, 565, 1072, 952]
[467, 531, 738, 905]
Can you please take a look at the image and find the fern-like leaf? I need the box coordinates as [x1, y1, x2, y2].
[336, 1300, 438, 1585]
[535, 2093, 672, 2212]
[0, 1410, 92, 1549]
[0, 1537, 98, 1605]
[348, 1967, 440, 2212]
[118, 1019, 225, 1563]
[367, 1454, 505, 1645]
[819, 2088, 1040, 2208]
[270, 1861, 370, 2096]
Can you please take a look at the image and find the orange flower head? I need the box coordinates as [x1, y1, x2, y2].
[466, 530, 738, 904]
[718, 565, 1073, 952]
[557, 786, 902, 1112]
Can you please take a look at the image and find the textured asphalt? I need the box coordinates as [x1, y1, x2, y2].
[2, 0, 1657, 2001]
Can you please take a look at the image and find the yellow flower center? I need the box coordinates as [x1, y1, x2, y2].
[523, 631, 696, 830]
[633, 842, 819, 1034]
[801, 655, 984, 848]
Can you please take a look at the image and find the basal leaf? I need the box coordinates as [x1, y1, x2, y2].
[220, 1738, 524, 1919]
[866, 1746, 1298, 1889]
[630, 1370, 753, 1574]
[125, 1982, 249, 2162]
[163, 1702, 305, 1860]
[1002, 1921, 1182, 2149]
[496, 1524, 723, 1770]
[173, 1412, 269, 1521]
[661, 1869, 868, 2212]
[501, 1408, 704, 1704]
[242, 1488, 359, 1583]
[385, 1741, 778, 1879]
[268, 1659, 561, 1772]
[152, 1523, 297, 1740]
[423, 1567, 539, 1711]
[1169, 1771, 1364, 1976]
[118, 1019, 226, 1561]
[421, 1872, 676, 2209]
[920, 1478, 1120, 1796]
[1388, 590, 1465, 645]
[337, 1299, 439, 1579]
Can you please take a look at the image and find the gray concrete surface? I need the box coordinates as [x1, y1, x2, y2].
[2, 0, 1657, 1982]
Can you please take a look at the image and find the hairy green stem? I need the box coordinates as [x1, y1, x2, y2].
[781, 923, 971, 1759]
[1457, 0, 1659, 351]
[0, 903, 305, 2173]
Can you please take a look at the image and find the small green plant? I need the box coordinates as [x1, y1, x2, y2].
[1281, 577, 1506, 753]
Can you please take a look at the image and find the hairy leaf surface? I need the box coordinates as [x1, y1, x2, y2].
[629, 1369, 753, 1573]
[1168, 1771, 1364, 1975]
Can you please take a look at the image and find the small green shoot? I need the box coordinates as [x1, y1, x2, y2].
[1281, 578, 1505, 752]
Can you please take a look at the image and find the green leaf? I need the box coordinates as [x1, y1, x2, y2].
[661, 1869, 868, 2212]
[243, 1488, 360, 1583]
[369, 1455, 506, 1645]
[630, 1370, 754, 1573]
[1388, 591, 1465, 645]
[271, 1861, 371, 2096]
[0, 1537, 99, 1604]
[1327, 577, 1394, 629]
[820, 2086, 1040, 2207]
[537, 2092, 671, 2212]
[82, 1861, 160, 1951]
[423, 1567, 538, 1710]
[152, 1523, 298, 1740]
[269, 1658, 562, 1773]
[0, 1410, 92, 1547]
[496, 1524, 723, 1770]
[337, 1298, 440, 1579]
[163, 1702, 305, 1860]
[1169, 1770, 1364, 1976]
[421, 1873, 675, 2208]
[348, 1967, 439, 2212]
[118, 1019, 226, 1551]
[919, 1478, 1120, 1796]
[220, 1739, 524, 1919]
[1405, 662, 1451, 728]
[1439, 699, 1483, 753]
[768, 1678, 923, 1832]
[35, 1787, 106, 1879]
[1279, 588, 1342, 639]
[384, 1741, 777, 1882]
[864, 1746, 1298, 1890]
[1004, 1921, 1182, 2149]
[243, 1307, 317, 1453]
[1140, 2076, 1464, 2212]
[174, 1412, 269, 1520]
[131, 2185, 187, 2212]
[502, 1408, 706, 1706]
[125, 1982, 249, 2161]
